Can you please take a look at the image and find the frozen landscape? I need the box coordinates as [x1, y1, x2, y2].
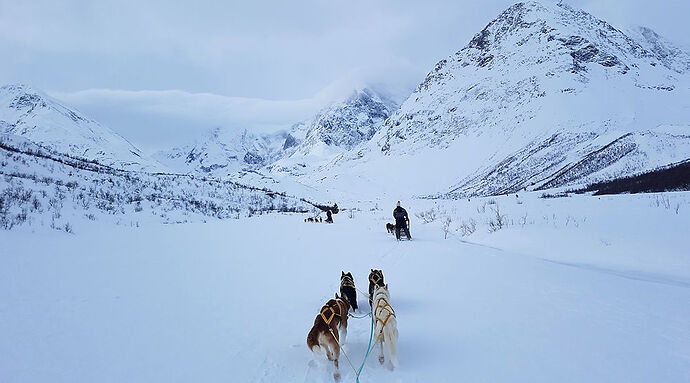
[2, 192, 689, 382]
[1, 0, 689, 382]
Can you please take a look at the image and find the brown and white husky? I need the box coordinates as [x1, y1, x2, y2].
[372, 284, 399, 368]
[307, 295, 350, 381]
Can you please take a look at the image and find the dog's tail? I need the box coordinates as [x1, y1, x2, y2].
[384, 322, 399, 368]
[307, 328, 321, 355]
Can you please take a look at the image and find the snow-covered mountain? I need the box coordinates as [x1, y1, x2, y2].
[0, 84, 159, 171]
[155, 88, 397, 179]
[266, 88, 396, 176]
[294, 1, 690, 198]
[5, 2, 690, 202]
[153, 127, 291, 176]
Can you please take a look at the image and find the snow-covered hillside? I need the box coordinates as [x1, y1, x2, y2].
[285, 1, 690, 199]
[0, 84, 159, 171]
[0, 133, 315, 232]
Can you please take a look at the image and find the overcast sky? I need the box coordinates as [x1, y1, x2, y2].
[1, 0, 688, 153]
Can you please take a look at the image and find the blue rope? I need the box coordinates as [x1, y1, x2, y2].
[355, 311, 375, 382]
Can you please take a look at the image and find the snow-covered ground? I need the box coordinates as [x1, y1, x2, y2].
[1, 192, 688, 382]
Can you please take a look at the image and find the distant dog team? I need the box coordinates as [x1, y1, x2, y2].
[308, 269, 398, 380]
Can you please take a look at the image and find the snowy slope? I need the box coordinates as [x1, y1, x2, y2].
[153, 127, 291, 176]
[0, 84, 159, 171]
[0, 133, 314, 232]
[290, 1, 690, 199]
[1, 192, 688, 382]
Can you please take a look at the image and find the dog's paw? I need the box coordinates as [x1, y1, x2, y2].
[379, 355, 385, 365]
[334, 371, 341, 381]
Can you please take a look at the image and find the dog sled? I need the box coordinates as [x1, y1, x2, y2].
[395, 222, 412, 241]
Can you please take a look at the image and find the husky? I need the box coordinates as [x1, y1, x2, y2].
[372, 284, 399, 368]
[368, 269, 385, 308]
[385, 223, 395, 234]
[307, 295, 350, 381]
[339, 271, 358, 312]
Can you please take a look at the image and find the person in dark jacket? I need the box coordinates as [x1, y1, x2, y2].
[393, 201, 411, 240]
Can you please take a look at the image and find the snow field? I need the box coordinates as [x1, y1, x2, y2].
[1, 192, 689, 382]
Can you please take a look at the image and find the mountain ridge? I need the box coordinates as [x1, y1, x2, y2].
[0, 84, 160, 171]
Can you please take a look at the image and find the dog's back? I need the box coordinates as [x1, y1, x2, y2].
[373, 285, 399, 368]
[368, 269, 385, 308]
[339, 272, 358, 312]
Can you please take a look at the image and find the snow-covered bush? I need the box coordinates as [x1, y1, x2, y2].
[416, 208, 438, 223]
[487, 205, 505, 232]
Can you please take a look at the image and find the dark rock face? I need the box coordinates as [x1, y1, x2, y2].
[571, 44, 599, 62]
[282, 134, 298, 150]
[469, 28, 491, 51]
[243, 151, 264, 165]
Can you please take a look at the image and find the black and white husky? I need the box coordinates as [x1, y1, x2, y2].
[372, 284, 399, 368]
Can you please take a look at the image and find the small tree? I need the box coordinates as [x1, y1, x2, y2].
[442, 217, 452, 239]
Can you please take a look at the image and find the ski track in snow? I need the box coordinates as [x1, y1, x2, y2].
[1, 206, 689, 383]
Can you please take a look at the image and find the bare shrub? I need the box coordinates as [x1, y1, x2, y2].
[520, 213, 528, 227]
[459, 218, 476, 236]
[488, 205, 505, 233]
[416, 208, 438, 223]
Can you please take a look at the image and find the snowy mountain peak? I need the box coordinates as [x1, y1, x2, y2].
[1, 84, 94, 125]
[628, 25, 690, 74]
[294, 87, 396, 153]
[305, 1, 690, 198]
[459, 1, 689, 76]
[0, 83, 159, 171]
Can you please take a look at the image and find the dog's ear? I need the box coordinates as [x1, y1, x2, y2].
[341, 271, 345, 276]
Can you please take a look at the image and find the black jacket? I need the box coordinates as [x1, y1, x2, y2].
[393, 206, 408, 226]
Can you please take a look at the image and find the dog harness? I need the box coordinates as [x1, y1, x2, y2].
[319, 299, 346, 326]
[369, 272, 382, 285]
[320, 305, 336, 325]
[374, 297, 396, 332]
[340, 276, 355, 288]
